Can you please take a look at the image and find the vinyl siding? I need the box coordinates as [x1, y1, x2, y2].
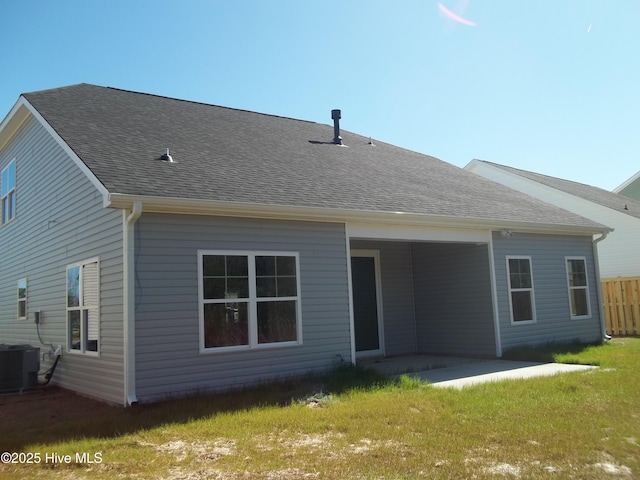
[412, 243, 496, 356]
[350, 240, 417, 356]
[0, 115, 124, 404]
[492, 232, 602, 351]
[134, 214, 351, 401]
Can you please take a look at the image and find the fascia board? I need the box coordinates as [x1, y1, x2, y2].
[613, 170, 640, 193]
[17, 97, 111, 202]
[0, 101, 30, 154]
[106, 193, 611, 236]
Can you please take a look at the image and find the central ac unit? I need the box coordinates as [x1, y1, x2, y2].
[0, 344, 40, 392]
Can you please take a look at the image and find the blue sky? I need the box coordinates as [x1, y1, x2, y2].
[1, 0, 638, 190]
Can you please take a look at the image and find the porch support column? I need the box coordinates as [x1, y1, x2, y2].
[487, 233, 503, 357]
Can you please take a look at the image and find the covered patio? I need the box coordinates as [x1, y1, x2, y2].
[349, 238, 499, 361]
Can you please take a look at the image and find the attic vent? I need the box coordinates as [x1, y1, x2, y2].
[331, 109, 343, 145]
[160, 148, 175, 163]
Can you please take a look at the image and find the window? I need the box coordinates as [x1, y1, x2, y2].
[1, 159, 16, 224]
[566, 257, 591, 318]
[17, 279, 27, 320]
[507, 256, 536, 323]
[198, 251, 301, 352]
[67, 259, 100, 354]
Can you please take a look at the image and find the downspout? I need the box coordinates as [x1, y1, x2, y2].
[123, 201, 142, 405]
[592, 231, 611, 340]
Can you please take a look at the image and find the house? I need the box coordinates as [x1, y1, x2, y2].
[0, 84, 611, 405]
[614, 170, 640, 201]
[465, 160, 640, 279]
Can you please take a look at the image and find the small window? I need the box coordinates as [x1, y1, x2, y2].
[199, 251, 302, 352]
[1, 159, 16, 224]
[566, 257, 591, 319]
[67, 259, 100, 354]
[17, 279, 27, 320]
[507, 256, 536, 323]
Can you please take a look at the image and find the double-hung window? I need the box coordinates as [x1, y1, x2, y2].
[198, 251, 302, 352]
[507, 256, 536, 323]
[17, 279, 27, 320]
[67, 258, 100, 354]
[566, 257, 591, 318]
[1, 159, 16, 224]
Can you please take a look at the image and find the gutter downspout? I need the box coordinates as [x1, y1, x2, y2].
[124, 201, 142, 405]
[592, 231, 611, 341]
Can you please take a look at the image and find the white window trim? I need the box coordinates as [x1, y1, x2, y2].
[565, 256, 592, 320]
[1, 159, 16, 225]
[66, 257, 100, 356]
[17, 278, 27, 321]
[506, 255, 537, 325]
[198, 250, 303, 354]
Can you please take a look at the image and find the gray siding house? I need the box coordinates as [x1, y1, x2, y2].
[0, 84, 611, 405]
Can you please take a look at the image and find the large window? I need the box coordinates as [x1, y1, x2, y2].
[17, 279, 27, 320]
[507, 256, 536, 323]
[1, 159, 16, 224]
[198, 251, 302, 352]
[67, 259, 100, 354]
[566, 257, 591, 318]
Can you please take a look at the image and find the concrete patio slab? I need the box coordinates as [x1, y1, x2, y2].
[401, 360, 597, 389]
[361, 355, 597, 389]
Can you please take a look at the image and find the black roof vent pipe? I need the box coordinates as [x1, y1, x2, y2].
[331, 109, 343, 145]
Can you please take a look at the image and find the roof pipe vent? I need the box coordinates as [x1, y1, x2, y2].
[160, 148, 175, 163]
[331, 109, 343, 145]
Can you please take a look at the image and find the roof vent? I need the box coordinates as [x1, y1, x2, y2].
[331, 109, 343, 145]
[160, 148, 175, 163]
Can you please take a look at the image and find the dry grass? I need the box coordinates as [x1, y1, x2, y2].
[1, 338, 639, 479]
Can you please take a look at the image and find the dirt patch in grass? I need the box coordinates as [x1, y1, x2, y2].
[0, 385, 115, 420]
[0, 386, 117, 450]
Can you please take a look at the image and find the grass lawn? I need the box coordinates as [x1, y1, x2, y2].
[1, 338, 639, 479]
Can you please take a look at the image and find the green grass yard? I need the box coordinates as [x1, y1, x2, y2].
[1, 338, 639, 479]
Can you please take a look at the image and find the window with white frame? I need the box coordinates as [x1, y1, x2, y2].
[507, 256, 536, 323]
[198, 251, 302, 352]
[566, 257, 591, 318]
[1, 159, 16, 224]
[17, 279, 27, 320]
[67, 259, 100, 354]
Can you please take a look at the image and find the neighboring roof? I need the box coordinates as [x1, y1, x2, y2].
[16, 84, 606, 231]
[471, 160, 640, 221]
[613, 169, 640, 200]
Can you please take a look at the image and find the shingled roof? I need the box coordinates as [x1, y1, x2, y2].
[473, 160, 640, 221]
[20, 84, 606, 231]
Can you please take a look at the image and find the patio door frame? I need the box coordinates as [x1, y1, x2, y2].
[350, 249, 385, 359]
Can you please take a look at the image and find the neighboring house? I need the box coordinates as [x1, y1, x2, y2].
[614, 170, 640, 201]
[0, 84, 611, 405]
[465, 160, 640, 279]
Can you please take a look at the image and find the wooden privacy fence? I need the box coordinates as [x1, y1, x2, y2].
[601, 277, 640, 336]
